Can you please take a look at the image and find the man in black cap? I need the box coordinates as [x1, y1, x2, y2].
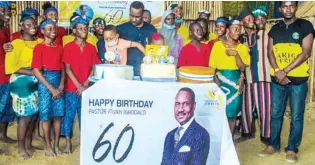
[238, 7, 271, 147]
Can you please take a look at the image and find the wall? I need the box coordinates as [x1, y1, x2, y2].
[164, 1, 222, 32]
[9, 1, 58, 33]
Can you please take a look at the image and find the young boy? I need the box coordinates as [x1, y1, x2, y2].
[177, 22, 211, 68]
[32, 19, 65, 157]
[61, 16, 100, 154]
[97, 25, 145, 64]
[63, 6, 98, 48]
[62, 16, 98, 48]
[92, 18, 106, 40]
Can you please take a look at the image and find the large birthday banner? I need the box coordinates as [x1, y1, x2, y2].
[58, 1, 164, 28]
[81, 80, 239, 165]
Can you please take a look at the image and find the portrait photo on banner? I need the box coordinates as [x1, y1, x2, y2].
[81, 80, 239, 165]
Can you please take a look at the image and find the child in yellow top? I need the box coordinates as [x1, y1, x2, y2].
[5, 16, 43, 159]
[209, 18, 250, 138]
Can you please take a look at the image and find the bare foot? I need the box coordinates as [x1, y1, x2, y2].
[26, 145, 44, 153]
[62, 144, 72, 154]
[8, 122, 14, 127]
[55, 147, 62, 155]
[0, 135, 17, 144]
[33, 134, 45, 143]
[45, 148, 56, 157]
[0, 149, 9, 155]
[18, 150, 32, 160]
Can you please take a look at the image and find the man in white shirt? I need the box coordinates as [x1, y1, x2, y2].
[161, 87, 210, 165]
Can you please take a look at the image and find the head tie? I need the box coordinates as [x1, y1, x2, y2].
[252, 6, 267, 17]
[0, 1, 11, 8]
[43, 7, 58, 16]
[22, 8, 39, 17]
[40, 19, 55, 30]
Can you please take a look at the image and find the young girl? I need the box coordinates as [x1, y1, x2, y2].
[177, 22, 210, 68]
[97, 25, 145, 64]
[213, 17, 229, 41]
[5, 16, 43, 159]
[61, 16, 100, 154]
[31, 19, 65, 157]
[41, 2, 66, 46]
[209, 17, 250, 137]
[208, 17, 229, 57]
[11, 8, 40, 41]
[195, 18, 210, 43]
[159, 10, 183, 63]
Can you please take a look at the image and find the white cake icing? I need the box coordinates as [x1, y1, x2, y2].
[140, 63, 176, 78]
[93, 64, 134, 81]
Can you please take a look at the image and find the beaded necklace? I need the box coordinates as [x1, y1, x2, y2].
[244, 32, 257, 48]
[21, 35, 38, 49]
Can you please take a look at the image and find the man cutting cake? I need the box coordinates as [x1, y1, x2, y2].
[116, 1, 157, 75]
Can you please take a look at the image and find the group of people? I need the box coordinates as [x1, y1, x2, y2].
[0, 0, 314, 164]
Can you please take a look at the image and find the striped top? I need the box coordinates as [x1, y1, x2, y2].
[241, 30, 271, 84]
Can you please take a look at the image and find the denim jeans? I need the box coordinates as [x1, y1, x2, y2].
[269, 81, 308, 153]
[61, 92, 82, 137]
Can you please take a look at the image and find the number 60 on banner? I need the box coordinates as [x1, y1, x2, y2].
[92, 122, 135, 163]
[104, 10, 123, 24]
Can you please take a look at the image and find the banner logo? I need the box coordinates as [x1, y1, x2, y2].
[204, 88, 224, 110]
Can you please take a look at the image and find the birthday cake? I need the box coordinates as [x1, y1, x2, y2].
[141, 63, 176, 82]
[178, 66, 215, 84]
[139, 44, 177, 82]
[89, 64, 134, 82]
[140, 55, 177, 82]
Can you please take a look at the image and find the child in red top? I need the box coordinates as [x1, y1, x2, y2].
[177, 22, 210, 68]
[31, 19, 65, 157]
[61, 16, 100, 154]
[0, 2, 15, 152]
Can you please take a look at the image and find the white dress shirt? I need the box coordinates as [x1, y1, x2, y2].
[178, 117, 194, 141]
